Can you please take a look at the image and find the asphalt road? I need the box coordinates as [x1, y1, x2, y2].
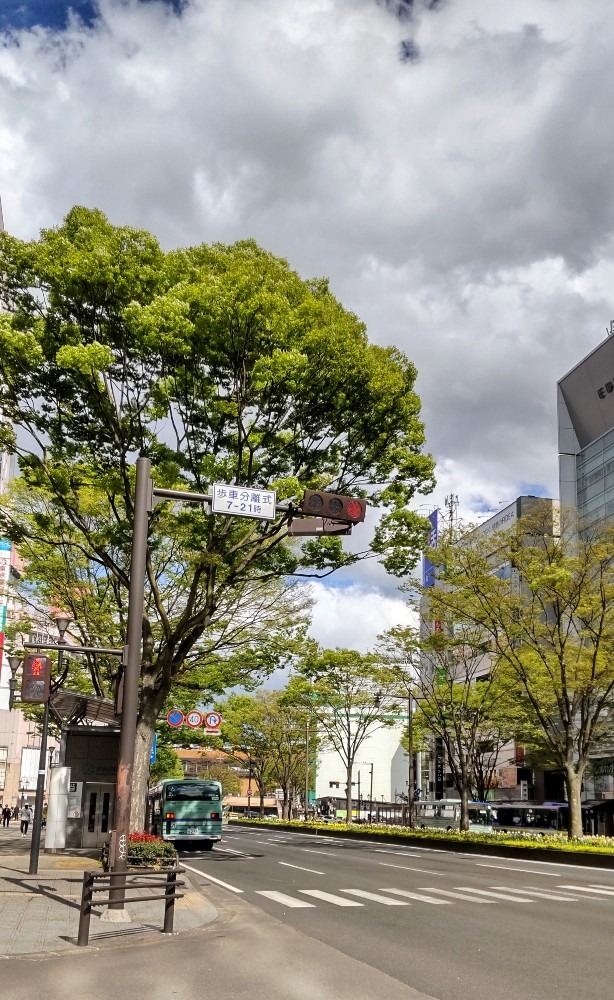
[179, 825, 614, 1000]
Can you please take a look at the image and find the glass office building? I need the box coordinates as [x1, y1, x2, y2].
[558, 333, 614, 528]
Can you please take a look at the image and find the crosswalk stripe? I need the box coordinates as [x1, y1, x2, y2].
[381, 888, 451, 904]
[589, 884, 614, 890]
[341, 889, 408, 905]
[455, 887, 534, 902]
[416, 887, 494, 903]
[557, 885, 614, 896]
[256, 891, 315, 908]
[490, 886, 578, 901]
[300, 890, 364, 907]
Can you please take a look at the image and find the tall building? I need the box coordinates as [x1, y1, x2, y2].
[420, 496, 559, 802]
[558, 334, 614, 802]
[558, 332, 614, 527]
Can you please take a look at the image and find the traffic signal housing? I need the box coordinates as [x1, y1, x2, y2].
[20, 654, 52, 704]
[300, 489, 367, 524]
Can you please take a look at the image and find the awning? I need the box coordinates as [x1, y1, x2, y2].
[50, 689, 121, 727]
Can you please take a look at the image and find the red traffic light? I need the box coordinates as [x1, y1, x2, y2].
[300, 490, 367, 524]
[20, 654, 52, 704]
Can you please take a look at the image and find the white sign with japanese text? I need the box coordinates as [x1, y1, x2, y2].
[212, 483, 277, 520]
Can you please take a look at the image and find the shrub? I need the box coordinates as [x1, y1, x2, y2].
[100, 832, 178, 871]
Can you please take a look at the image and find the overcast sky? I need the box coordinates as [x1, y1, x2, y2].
[1, 0, 612, 653]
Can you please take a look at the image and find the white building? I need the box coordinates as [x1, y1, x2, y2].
[315, 720, 412, 811]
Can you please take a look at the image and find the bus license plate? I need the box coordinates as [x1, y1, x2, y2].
[187, 827, 198, 835]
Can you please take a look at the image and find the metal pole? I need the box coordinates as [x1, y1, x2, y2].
[29, 647, 59, 875]
[369, 765, 373, 822]
[408, 694, 415, 829]
[305, 721, 310, 820]
[109, 456, 151, 906]
[357, 771, 361, 821]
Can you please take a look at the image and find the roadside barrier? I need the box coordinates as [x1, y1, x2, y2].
[77, 867, 185, 946]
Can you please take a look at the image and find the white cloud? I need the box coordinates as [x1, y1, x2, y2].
[307, 581, 415, 652]
[2, 0, 614, 645]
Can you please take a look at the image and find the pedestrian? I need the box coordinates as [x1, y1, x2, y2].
[19, 804, 33, 837]
[12, 806, 18, 820]
[2, 805, 11, 827]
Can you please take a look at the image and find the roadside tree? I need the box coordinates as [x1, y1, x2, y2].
[0, 208, 435, 826]
[291, 648, 398, 823]
[425, 510, 614, 839]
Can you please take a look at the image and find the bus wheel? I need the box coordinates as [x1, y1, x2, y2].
[202, 841, 214, 852]
[446, 826, 453, 831]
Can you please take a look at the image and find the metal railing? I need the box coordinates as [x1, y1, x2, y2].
[78, 867, 185, 947]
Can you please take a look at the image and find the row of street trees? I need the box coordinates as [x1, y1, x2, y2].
[382, 507, 614, 839]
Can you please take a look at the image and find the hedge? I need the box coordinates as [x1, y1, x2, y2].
[229, 817, 614, 856]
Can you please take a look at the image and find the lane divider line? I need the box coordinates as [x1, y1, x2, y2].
[279, 862, 325, 875]
[181, 862, 243, 894]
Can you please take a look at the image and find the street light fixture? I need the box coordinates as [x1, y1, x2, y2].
[7, 655, 22, 711]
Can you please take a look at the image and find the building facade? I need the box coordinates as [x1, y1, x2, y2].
[558, 333, 614, 800]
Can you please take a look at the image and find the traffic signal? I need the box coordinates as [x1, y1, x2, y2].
[300, 490, 367, 524]
[20, 654, 52, 704]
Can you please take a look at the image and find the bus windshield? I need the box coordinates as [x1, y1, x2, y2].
[165, 782, 221, 802]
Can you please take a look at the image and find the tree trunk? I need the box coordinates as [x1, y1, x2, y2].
[130, 719, 154, 830]
[345, 762, 353, 824]
[459, 781, 470, 832]
[564, 766, 584, 840]
[130, 686, 163, 831]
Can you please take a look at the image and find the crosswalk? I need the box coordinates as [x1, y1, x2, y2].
[254, 883, 614, 912]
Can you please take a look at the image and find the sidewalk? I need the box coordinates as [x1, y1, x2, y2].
[0, 827, 216, 956]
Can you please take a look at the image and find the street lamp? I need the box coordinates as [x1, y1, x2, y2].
[7, 655, 22, 711]
[28, 612, 71, 876]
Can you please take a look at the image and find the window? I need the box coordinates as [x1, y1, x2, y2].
[165, 782, 221, 802]
[0, 748, 6, 790]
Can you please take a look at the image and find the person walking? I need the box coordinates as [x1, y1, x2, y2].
[2, 804, 11, 827]
[19, 804, 32, 837]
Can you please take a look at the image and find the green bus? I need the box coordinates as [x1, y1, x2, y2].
[148, 778, 223, 850]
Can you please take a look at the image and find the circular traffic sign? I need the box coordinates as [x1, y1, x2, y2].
[204, 711, 221, 728]
[167, 709, 184, 727]
[185, 710, 204, 728]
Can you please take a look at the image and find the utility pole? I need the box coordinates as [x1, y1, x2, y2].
[108, 456, 150, 911]
[304, 719, 310, 821]
[407, 693, 415, 829]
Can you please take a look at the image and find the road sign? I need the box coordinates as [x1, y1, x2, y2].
[167, 709, 184, 727]
[247, 787, 253, 797]
[185, 710, 204, 728]
[212, 483, 277, 520]
[150, 733, 157, 764]
[204, 711, 221, 729]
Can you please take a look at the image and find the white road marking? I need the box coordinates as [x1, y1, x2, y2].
[416, 887, 494, 903]
[454, 887, 534, 902]
[374, 849, 422, 857]
[490, 886, 578, 901]
[279, 862, 325, 875]
[301, 849, 337, 857]
[557, 885, 614, 896]
[216, 847, 251, 857]
[589, 883, 614, 890]
[379, 863, 442, 876]
[381, 888, 450, 904]
[257, 891, 315, 908]
[181, 862, 243, 894]
[341, 889, 408, 905]
[475, 864, 561, 877]
[300, 890, 363, 907]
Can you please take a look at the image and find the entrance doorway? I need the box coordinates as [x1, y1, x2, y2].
[82, 783, 114, 848]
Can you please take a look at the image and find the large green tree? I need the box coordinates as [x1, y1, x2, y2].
[0, 207, 434, 825]
[425, 510, 614, 839]
[290, 648, 398, 823]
